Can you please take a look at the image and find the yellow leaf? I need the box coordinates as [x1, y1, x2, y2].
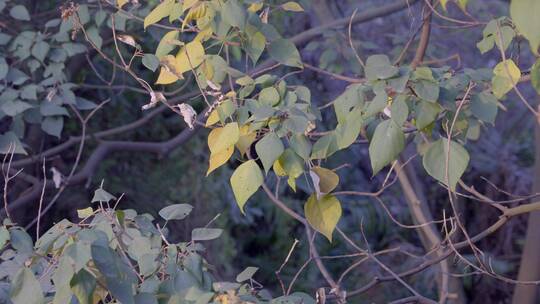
[182, 0, 199, 12]
[155, 67, 179, 85]
[304, 194, 342, 242]
[236, 125, 256, 156]
[273, 160, 287, 176]
[194, 26, 213, 42]
[248, 3, 264, 13]
[117, 0, 128, 9]
[77, 207, 94, 218]
[492, 59, 521, 98]
[230, 160, 263, 213]
[144, 0, 174, 29]
[208, 122, 240, 154]
[458, 0, 468, 10]
[281, 1, 303, 12]
[206, 110, 220, 127]
[207, 145, 234, 176]
[440, 0, 448, 10]
[312, 167, 339, 194]
[175, 40, 206, 73]
[182, 3, 206, 30]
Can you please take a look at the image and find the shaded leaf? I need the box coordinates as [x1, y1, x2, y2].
[422, 138, 470, 191]
[159, 204, 193, 220]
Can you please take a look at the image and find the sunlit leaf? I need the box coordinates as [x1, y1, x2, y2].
[207, 145, 234, 175]
[304, 194, 341, 242]
[230, 160, 263, 212]
[492, 59, 520, 98]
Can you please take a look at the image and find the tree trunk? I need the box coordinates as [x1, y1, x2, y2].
[512, 113, 540, 304]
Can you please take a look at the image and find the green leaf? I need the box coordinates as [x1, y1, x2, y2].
[230, 160, 263, 212]
[208, 122, 240, 154]
[159, 204, 193, 221]
[87, 27, 103, 49]
[422, 138, 470, 191]
[289, 134, 312, 161]
[390, 96, 409, 126]
[155, 30, 179, 58]
[413, 80, 439, 102]
[91, 243, 137, 304]
[304, 194, 341, 242]
[70, 269, 96, 304]
[9, 5, 30, 21]
[9, 228, 33, 254]
[31, 41, 49, 62]
[246, 31, 266, 64]
[144, 0, 174, 29]
[258, 87, 280, 106]
[492, 59, 521, 98]
[10, 268, 44, 304]
[191, 228, 223, 241]
[236, 267, 258, 282]
[41, 103, 69, 116]
[369, 120, 405, 175]
[0, 226, 8, 249]
[364, 92, 388, 118]
[268, 39, 302, 68]
[335, 106, 363, 149]
[531, 59, 540, 94]
[41, 116, 63, 138]
[92, 187, 116, 203]
[310, 133, 338, 159]
[365, 55, 399, 81]
[333, 84, 365, 124]
[511, 0, 540, 54]
[142, 54, 159, 72]
[255, 132, 284, 173]
[415, 101, 440, 130]
[470, 91, 498, 124]
[0, 132, 27, 155]
[0, 57, 8, 80]
[222, 0, 246, 30]
[1, 100, 33, 116]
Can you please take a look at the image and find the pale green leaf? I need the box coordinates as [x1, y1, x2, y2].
[9, 5, 30, 21]
[369, 120, 405, 175]
[159, 204, 193, 221]
[236, 267, 258, 282]
[255, 132, 284, 173]
[268, 39, 302, 68]
[511, 0, 540, 54]
[365, 55, 398, 81]
[422, 138, 470, 191]
[191, 228, 223, 241]
[10, 268, 43, 304]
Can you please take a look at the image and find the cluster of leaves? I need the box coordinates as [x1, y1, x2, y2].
[0, 0, 113, 154]
[133, 0, 540, 242]
[0, 186, 314, 304]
